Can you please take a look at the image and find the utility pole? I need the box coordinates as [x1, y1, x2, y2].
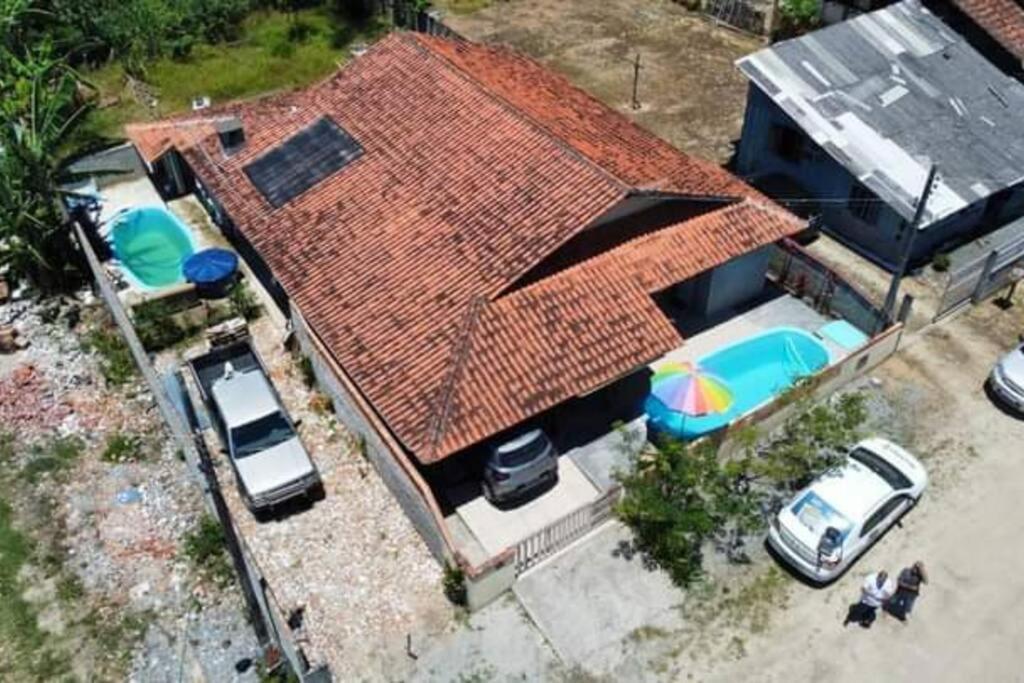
[882, 164, 938, 323]
[631, 53, 642, 110]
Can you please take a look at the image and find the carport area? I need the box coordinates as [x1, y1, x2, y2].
[442, 285, 867, 567]
[447, 457, 601, 562]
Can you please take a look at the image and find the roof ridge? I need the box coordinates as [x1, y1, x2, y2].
[426, 296, 487, 458]
[404, 33, 632, 194]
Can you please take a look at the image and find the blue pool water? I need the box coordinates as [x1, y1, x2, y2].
[647, 327, 831, 439]
[110, 207, 195, 289]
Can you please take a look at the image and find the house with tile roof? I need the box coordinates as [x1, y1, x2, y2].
[118, 32, 898, 571]
[737, 0, 1024, 270]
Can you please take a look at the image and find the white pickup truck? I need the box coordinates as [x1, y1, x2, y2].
[189, 340, 321, 512]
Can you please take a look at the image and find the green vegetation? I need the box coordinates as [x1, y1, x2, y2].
[20, 435, 85, 484]
[932, 252, 951, 272]
[229, 279, 262, 321]
[442, 561, 467, 606]
[0, 430, 150, 679]
[76, 7, 388, 146]
[132, 298, 198, 350]
[101, 431, 146, 463]
[184, 514, 234, 587]
[83, 325, 137, 385]
[776, 0, 820, 37]
[616, 392, 867, 587]
[0, 3, 91, 291]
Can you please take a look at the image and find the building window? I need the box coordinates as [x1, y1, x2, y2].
[849, 182, 880, 223]
[770, 124, 806, 163]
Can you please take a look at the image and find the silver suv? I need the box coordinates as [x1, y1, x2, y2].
[483, 429, 558, 504]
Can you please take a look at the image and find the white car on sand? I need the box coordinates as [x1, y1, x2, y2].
[767, 438, 928, 584]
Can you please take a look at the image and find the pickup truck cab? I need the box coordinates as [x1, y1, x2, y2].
[190, 341, 320, 512]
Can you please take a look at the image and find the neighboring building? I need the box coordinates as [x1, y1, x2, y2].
[821, 0, 1024, 77]
[736, 0, 1024, 270]
[126, 32, 803, 473]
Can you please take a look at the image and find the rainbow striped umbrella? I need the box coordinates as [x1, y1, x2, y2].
[648, 361, 734, 417]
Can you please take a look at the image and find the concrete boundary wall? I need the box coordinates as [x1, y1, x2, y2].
[73, 223, 329, 681]
[717, 322, 904, 454]
[289, 303, 456, 564]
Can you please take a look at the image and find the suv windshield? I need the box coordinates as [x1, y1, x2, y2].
[850, 447, 912, 490]
[497, 433, 549, 468]
[231, 413, 295, 458]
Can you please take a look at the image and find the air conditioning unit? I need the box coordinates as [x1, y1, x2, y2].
[191, 96, 211, 111]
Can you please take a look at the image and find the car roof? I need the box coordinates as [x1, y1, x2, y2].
[810, 459, 892, 522]
[493, 428, 545, 454]
[211, 371, 280, 428]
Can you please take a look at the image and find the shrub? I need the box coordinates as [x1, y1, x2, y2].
[83, 327, 137, 386]
[133, 300, 195, 350]
[932, 252, 951, 272]
[442, 562, 467, 606]
[287, 17, 316, 43]
[228, 281, 261, 321]
[776, 0, 820, 38]
[101, 432, 145, 464]
[616, 392, 868, 587]
[297, 356, 316, 388]
[616, 439, 759, 587]
[183, 515, 233, 587]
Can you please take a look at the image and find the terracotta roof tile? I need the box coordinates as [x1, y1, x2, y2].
[949, 0, 1024, 60]
[432, 200, 802, 459]
[125, 33, 796, 464]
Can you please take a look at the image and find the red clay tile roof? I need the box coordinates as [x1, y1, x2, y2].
[949, 0, 1024, 60]
[435, 200, 802, 457]
[125, 32, 799, 464]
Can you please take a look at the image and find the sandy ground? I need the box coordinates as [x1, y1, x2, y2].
[408, 284, 1024, 682]
[691, 297, 1024, 682]
[439, 0, 763, 164]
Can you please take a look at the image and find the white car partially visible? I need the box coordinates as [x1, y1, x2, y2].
[768, 438, 928, 584]
[989, 340, 1024, 414]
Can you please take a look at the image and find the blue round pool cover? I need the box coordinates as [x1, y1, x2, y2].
[183, 248, 239, 285]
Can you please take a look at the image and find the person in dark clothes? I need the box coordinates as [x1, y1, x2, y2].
[844, 570, 894, 628]
[887, 561, 927, 621]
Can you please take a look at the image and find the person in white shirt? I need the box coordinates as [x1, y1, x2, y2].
[843, 570, 894, 628]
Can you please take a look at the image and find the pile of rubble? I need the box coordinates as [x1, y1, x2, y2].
[0, 290, 260, 682]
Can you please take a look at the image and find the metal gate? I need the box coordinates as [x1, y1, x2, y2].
[934, 222, 1024, 321]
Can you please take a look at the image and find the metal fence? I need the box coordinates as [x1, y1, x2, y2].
[768, 239, 891, 334]
[934, 225, 1024, 321]
[514, 487, 621, 576]
[705, 0, 770, 35]
[72, 223, 328, 681]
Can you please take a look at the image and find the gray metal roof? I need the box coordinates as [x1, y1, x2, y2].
[738, 0, 1024, 226]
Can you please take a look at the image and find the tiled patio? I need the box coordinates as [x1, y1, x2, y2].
[659, 290, 854, 367]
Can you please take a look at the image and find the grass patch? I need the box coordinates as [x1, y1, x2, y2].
[74, 9, 387, 146]
[0, 500, 74, 679]
[716, 567, 789, 635]
[183, 515, 233, 587]
[83, 326, 137, 386]
[20, 435, 85, 484]
[101, 432, 146, 464]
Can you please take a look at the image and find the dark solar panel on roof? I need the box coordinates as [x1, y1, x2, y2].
[244, 116, 363, 208]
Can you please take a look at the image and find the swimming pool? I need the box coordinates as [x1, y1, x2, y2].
[109, 206, 195, 289]
[647, 327, 831, 439]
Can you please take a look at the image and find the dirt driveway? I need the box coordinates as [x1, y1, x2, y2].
[438, 0, 763, 164]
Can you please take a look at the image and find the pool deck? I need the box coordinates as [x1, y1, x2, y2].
[658, 292, 853, 369]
